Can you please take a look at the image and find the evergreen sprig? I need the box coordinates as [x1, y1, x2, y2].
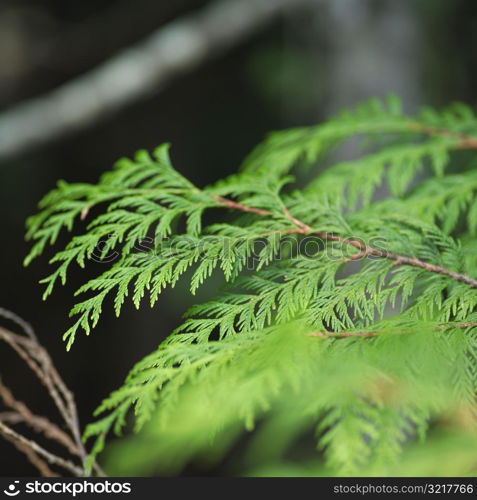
[26, 96, 477, 476]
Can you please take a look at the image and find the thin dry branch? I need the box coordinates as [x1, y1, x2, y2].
[0, 307, 36, 340]
[0, 421, 83, 476]
[0, 380, 78, 455]
[1, 427, 58, 477]
[0, 311, 104, 476]
[0, 0, 312, 160]
[0, 328, 76, 445]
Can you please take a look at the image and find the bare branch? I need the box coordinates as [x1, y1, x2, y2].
[0, 380, 78, 456]
[1, 428, 58, 477]
[0, 0, 312, 160]
[0, 310, 105, 476]
[0, 327, 74, 438]
[0, 421, 83, 476]
[0, 307, 36, 341]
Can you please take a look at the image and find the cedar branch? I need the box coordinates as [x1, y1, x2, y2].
[215, 196, 477, 288]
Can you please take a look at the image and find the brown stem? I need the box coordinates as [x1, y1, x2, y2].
[214, 195, 270, 216]
[0, 329, 75, 443]
[0, 307, 36, 341]
[314, 234, 477, 288]
[309, 321, 477, 339]
[0, 312, 105, 477]
[215, 196, 477, 289]
[0, 380, 78, 456]
[412, 122, 477, 149]
[1, 428, 58, 477]
[0, 421, 83, 476]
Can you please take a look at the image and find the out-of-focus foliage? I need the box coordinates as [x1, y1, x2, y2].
[98, 321, 477, 477]
[26, 96, 477, 475]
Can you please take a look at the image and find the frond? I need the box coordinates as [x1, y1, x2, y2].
[25, 95, 477, 476]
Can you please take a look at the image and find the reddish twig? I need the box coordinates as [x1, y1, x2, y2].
[216, 195, 477, 289]
[412, 122, 477, 150]
[314, 234, 477, 288]
[214, 195, 270, 216]
[309, 321, 477, 339]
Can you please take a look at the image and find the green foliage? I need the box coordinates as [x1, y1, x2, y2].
[26, 96, 477, 476]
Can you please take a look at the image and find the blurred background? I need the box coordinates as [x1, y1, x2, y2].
[0, 0, 476, 476]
